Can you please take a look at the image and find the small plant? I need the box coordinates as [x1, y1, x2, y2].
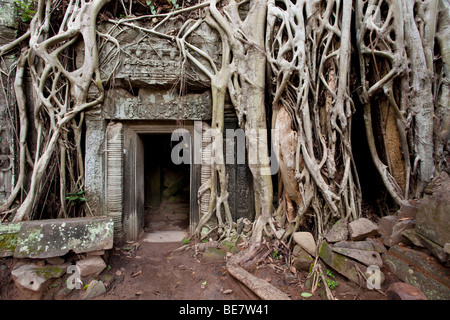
[168, 0, 179, 10]
[146, 0, 157, 15]
[65, 190, 87, 206]
[272, 250, 279, 260]
[14, 0, 36, 23]
[316, 269, 339, 290]
[181, 238, 190, 245]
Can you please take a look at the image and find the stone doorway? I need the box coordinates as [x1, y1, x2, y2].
[112, 121, 199, 242]
[142, 134, 190, 234]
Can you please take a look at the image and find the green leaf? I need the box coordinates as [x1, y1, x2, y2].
[146, 0, 152, 5]
[301, 292, 313, 298]
[201, 281, 207, 285]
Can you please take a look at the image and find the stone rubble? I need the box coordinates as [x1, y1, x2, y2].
[290, 174, 450, 300]
[9, 250, 110, 299]
[348, 218, 378, 241]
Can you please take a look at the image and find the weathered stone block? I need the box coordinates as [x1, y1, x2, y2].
[319, 241, 365, 286]
[324, 219, 348, 243]
[76, 256, 107, 277]
[383, 245, 450, 300]
[13, 217, 114, 259]
[415, 193, 450, 248]
[82, 280, 106, 300]
[333, 240, 375, 252]
[293, 232, 316, 257]
[11, 263, 69, 293]
[331, 246, 383, 267]
[378, 215, 398, 239]
[348, 218, 378, 241]
[387, 282, 428, 300]
[103, 89, 212, 121]
[401, 229, 425, 248]
[383, 219, 416, 247]
[292, 246, 314, 272]
[415, 171, 450, 247]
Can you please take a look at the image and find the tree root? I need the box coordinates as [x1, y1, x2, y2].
[226, 258, 291, 300]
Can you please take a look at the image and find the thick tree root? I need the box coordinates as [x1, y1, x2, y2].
[226, 261, 291, 300]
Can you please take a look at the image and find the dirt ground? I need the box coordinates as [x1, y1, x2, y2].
[0, 233, 393, 301]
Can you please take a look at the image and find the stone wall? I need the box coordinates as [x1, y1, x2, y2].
[0, 0, 17, 204]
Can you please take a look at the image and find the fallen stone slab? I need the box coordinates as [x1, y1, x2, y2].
[348, 218, 378, 241]
[383, 245, 450, 300]
[11, 263, 69, 293]
[331, 246, 383, 268]
[401, 229, 425, 248]
[13, 217, 114, 259]
[319, 241, 365, 286]
[324, 219, 348, 243]
[333, 240, 376, 252]
[387, 282, 428, 300]
[415, 232, 449, 267]
[293, 232, 316, 257]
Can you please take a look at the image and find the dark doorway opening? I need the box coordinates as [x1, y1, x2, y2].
[142, 134, 190, 233]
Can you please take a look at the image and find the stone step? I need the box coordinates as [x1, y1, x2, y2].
[382, 245, 450, 300]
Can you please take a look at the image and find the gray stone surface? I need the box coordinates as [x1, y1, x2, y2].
[398, 200, 420, 219]
[378, 215, 398, 241]
[324, 219, 348, 243]
[84, 115, 107, 217]
[292, 232, 316, 257]
[331, 247, 383, 267]
[0, 223, 21, 257]
[104, 89, 212, 121]
[348, 218, 378, 241]
[401, 229, 425, 248]
[383, 245, 450, 300]
[0, 0, 17, 204]
[12, 217, 114, 259]
[318, 241, 365, 286]
[97, 21, 219, 90]
[333, 240, 375, 252]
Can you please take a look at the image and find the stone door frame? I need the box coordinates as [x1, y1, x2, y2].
[119, 120, 200, 240]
